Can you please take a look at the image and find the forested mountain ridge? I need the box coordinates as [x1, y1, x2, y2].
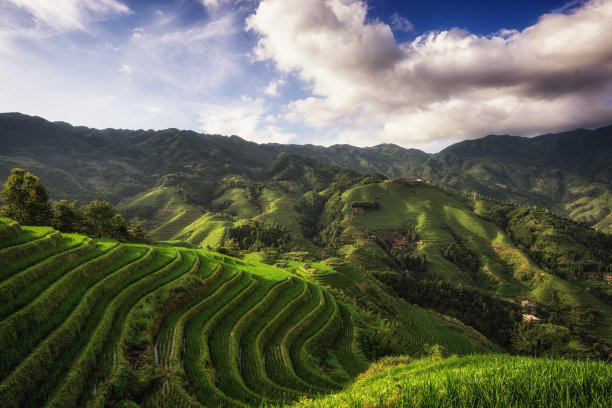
[292, 128, 612, 233]
[439, 127, 612, 181]
[1, 112, 610, 232]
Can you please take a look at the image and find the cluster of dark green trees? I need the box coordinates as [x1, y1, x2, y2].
[439, 226, 481, 275]
[0, 168, 149, 242]
[511, 322, 599, 359]
[52, 199, 149, 242]
[441, 242, 480, 273]
[350, 201, 380, 210]
[0, 168, 52, 226]
[225, 219, 290, 252]
[376, 272, 521, 348]
[295, 191, 328, 239]
[373, 226, 428, 273]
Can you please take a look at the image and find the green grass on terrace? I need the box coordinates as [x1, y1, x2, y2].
[289, 354, 612, 408]
[0, 225, 55, 250]
[175, 212, 235, 248]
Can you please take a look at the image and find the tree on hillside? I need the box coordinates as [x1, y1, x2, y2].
[127, 218, 151, 244]
[53, 199, 149, 242]
[0, 168, 149, 242]
[52, 199, 84, 233]
[82, 200, 128, 240]
[0, 168, 52, 225]
[216, 238, 242, 258]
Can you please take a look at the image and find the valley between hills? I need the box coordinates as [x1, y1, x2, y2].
[0, 113, 611, 407]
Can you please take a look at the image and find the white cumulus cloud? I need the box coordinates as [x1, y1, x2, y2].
[198, 95, 296, 144]
[247, 0, 612, 148]
[263, 78, 285, 96]
[118, 63, 131, 75]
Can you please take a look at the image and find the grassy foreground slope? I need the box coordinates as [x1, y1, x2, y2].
[290, 354, 612, 408]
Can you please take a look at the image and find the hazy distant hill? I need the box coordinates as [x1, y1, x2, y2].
[282, 142, 430, 177]
[1, 112, 611, 232]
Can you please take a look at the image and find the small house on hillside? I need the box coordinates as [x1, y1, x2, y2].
[371, 230, 414, 251]
[392, 236, 413, 250]
[522, 314, 540, 323]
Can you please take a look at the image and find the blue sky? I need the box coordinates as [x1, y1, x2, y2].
[1, 0, 611, 152]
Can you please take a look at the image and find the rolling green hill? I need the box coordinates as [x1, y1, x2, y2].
[1, 113, 610, 232]
[114, 153, 363, 252]
[341, 182, 523, 290]
[0, 217, 495, 408]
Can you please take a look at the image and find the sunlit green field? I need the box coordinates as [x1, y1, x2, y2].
[290, 354, 612, 408]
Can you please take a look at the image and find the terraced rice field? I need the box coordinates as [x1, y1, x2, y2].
[0, 218, 366, 408]
[292, 261, 489, 357]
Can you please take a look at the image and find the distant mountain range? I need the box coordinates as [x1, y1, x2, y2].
[1, 112, 610, 232]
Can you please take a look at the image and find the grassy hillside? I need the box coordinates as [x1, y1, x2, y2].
[290, 354, 612, 408]
[342, 182, 524, 292]
[126, 184, 311, 250]
[419, 153, 612, 234]
[0, 218, 496, 407]
[116, 157, 360, 251]
[339, 181, 612, 346]
[175, 212, 235, 248]
[119, 186, 204, 241]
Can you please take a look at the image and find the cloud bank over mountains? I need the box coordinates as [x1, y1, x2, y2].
[247, 0, 612, 148]
[0, 0, 611, 151]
